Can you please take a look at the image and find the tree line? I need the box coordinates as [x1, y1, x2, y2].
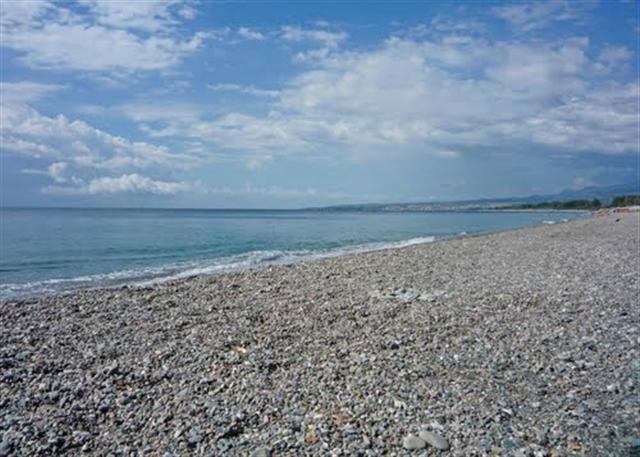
[502, 195, 640, 210]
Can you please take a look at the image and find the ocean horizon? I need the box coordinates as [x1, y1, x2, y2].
[0, 207, 585, 299]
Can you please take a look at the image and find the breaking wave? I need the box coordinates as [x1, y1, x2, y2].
[0, 236, 436, 300]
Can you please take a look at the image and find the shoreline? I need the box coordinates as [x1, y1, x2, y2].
[0, 235, 438, 303]
[1, 213, 638, 455]
[1, 214, 586, 303]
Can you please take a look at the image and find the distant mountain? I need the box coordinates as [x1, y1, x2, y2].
[528, 182, 639, 203]
[311, 182, 639, 212]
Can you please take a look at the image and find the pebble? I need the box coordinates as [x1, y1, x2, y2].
[419, 430, 450, 450]
[0, 441, 12, 457]
[72, 431, 92, 444]
[187, 431, 202, 448]
[0, 215, 637, 456]
[403, 434, 426, 450]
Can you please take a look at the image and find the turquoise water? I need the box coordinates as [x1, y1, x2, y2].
[0, 208, 584, 298]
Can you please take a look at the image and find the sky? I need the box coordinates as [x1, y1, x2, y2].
[0, 0, 638, 208]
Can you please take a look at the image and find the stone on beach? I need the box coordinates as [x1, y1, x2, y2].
[0, 214, 638, 455]
[403, 434, 427, 450]
[0, 441, 13, 457]
[419, 430, 450, 450]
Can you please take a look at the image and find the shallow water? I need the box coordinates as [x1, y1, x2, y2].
[0, 208, 584, 298]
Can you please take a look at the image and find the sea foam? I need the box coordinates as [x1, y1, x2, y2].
[0, 236, 436, 299]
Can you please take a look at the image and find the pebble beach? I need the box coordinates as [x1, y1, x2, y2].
[1, 213, 638, 456]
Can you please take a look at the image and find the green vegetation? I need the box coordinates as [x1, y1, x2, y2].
[611, 195, 640, 207]
[501, 194, 640, 210]
[505, 199, 602, 210]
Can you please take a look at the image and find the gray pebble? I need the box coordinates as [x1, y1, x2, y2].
[403, 434, 426, 450]
[0, 215, 637, 456]
[252, 447, 271, 457]
[419, 430, 450, 450]
[0, 441, 12, 457]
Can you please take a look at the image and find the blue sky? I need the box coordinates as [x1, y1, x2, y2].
[1, 0, 638, 208]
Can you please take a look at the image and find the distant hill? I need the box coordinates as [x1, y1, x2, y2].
[522, 182, 639, 204]
[311, 182, 639, 212]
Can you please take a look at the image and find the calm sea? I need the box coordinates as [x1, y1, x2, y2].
[0, 208, 584, 299]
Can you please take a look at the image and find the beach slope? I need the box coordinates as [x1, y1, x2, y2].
[1, 214, 638, 455]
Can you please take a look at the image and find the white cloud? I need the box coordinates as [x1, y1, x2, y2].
[184, 113, 313, 151]
[3, 13, 635, 201]
[280, 25, 348, 49]
[0, 0, 53, 28]
[77, 0, 191, 32]
[5, 24, 207, 72]
[401, 16, 486, 38]
[0, 81, 209, 195]
[22, 161, 84, 184]
[147, 35, 637, 157]
[43, 173, 193, 195]
[598, 45, 633, 69]
[0, 81, 65, 103]
[41, 175, 349, 200]
[484, 38, 590, 95]
[518, 83, 639, 154]
[47, 162, 69, 183]
[237, 27, 265, 41]
[1, 0, 207, 72]
[207, 83, 280, 98]
[117, 102, 206, 121]
[492, 0, 596, 32]
[177, 5, 198, 20]
[1, 102, 201, 170]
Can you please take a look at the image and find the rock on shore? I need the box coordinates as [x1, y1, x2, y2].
[1, 214, 639, 455]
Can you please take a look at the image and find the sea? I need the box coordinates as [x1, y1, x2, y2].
[0, 208, 585, 299]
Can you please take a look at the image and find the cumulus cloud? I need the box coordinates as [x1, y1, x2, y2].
[43, 173, 193, 195]
[76, 0, 192, 32]
[2, 3, 636, 202]
[4, 24, 207, 72]
[2, 91, 205, 195]
[598, 45, 633, 70]
[0, 0, 53, 28]
[117, 102, 206, 122]
[47, 162, 69, 183]
[1, 102, 200, 170]
[0, 0, 207, 72]
[189, 113, 313, 151]
[42, 175, 348, 200]
[0, 81, 65, 103]
[207, 83, 280, 98]
[280, 25, 348, 49]
[401, 16, 486, 38]
[493, 0, 597, 32]
[144, 35, 636, 158]
[237, 27, 265, 41]
[519, 83, 639, 153]
[21, 161, 70, 183]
